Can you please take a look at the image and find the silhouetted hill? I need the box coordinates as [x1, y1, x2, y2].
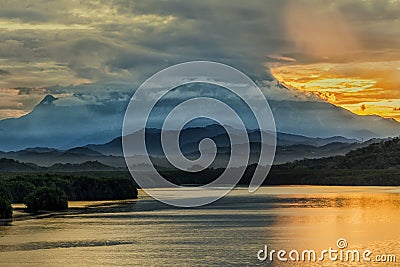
[0, 124, 387, 167]
[85, 137, 123, 156]
[86, 126, 358, 156]
[0, 158, 42, 172]
[276, 133, 357, 146]
[0, 148, 124, 167]
[0, 158, 116, 172]
[48, 161, 117, 171]
[282, 137, 400, 169]
[64, 147, 104, 157]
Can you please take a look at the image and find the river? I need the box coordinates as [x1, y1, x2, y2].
[1, 186, 399, 266]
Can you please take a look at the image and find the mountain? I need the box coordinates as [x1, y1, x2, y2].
[85, 126, 384, 165]
[0, 93, 399, 152]
[0, 158, 116, 172]
[85, 137, 123, 156]
[285, 137, 400, 169]
[0, 147, 125, 167]
[84, 126, 358, 156]
[48, 161, 118, 172]
[0, 126, 389, 167]
[276, 133, 357, 146]
[270, 100, 400, 139]
[0, 94, 125, 151]
[64, 147, 104, 157]
[0, 158, 42, 172]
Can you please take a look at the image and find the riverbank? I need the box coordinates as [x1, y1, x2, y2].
[10, 198, 140, 222]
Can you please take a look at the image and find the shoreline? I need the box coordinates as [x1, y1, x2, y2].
[11, 198, 140, 222]
[7, 185, 400, 223]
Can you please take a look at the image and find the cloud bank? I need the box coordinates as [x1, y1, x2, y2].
[0, 0, 399, 119]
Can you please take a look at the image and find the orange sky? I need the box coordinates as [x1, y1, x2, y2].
[268, 1, 400, 122]
[270, 61, 400, 121]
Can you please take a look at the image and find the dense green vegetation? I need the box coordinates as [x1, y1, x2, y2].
[0, 181, 13, 220]
[0, 180, 12, 200]
[283, 137, 400, 170]
[266, 167, 400, 185]
[157, 138, 400, 186]
[0, 158, 119, 172]
[255, 137, 399, 185]
[265, 137, 400, 185]
[157, 164, 400, 186]
[0, 196, 12, 220]
[0, 172, 138, 207]
[24, 186, 68, 213]
[0, 137, 398, 216]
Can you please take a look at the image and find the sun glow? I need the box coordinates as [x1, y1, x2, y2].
[270, 62, 400, 122]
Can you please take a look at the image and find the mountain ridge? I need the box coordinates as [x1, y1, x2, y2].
[0, 158, 118, 172]
[0, 93, 399, 151]
[0, 124, 388, 167]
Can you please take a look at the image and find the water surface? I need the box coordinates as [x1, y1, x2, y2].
[1, 186, 399, 266]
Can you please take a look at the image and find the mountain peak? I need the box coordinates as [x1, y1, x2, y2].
[39, 95, 58, 106]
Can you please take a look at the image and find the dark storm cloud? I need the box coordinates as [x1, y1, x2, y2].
[0, 0, 397, 88]
[0, 8, 54, 22]
[339, 0, 400, 21]
[107, 0, 289, 79]
[0, 0, 399, 119]
[112, 0, 272, 21]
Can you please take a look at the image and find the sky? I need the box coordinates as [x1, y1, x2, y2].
[0, 0, 399, 121]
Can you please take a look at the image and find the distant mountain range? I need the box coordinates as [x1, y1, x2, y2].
[0, 124, 388, 169]
[280, 137, 400, 170]
[0, 158, 117, 172]
[0, 93, 399, 152]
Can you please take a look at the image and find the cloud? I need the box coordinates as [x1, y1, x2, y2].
[271, 61, 400, 121]
[0, 88, 44, 119]
[0, 0, 291, 89]
[0, 0, 399, 119]
[284, 0, 362, 61]
[266, 55, 296, 63]
[0, 0, 398, 86]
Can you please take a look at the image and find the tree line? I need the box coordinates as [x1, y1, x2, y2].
[0, 173, 138, 219]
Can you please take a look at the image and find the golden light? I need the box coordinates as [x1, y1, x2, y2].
[270, 61, 400, 122]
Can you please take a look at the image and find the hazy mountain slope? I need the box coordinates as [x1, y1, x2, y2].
[85, 126, 359, 157]
[282, 137, 400, 169]
[270, 100, 400, 139]
[0, 94, 399, 152]
[0, 95, 124, 151]
[0, 158, 42, 172]
[0, 158, 117, 172]
[0, 147, 125, 167]
[0, 118, 392, 167]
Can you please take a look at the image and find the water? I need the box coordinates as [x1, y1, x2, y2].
[1, 186, 399, 266]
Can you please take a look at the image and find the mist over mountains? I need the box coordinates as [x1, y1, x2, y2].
[0, 90, 399, 152]
[0, 95, 125, 151]
[0, 123, 386, 169]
